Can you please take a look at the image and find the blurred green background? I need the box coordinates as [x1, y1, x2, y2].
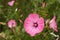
[0, 0, 60, 40]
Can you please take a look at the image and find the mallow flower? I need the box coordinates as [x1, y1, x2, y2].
[49, 15, 58, 32]
[8, 0, 15, 6]
[24, 13, 44, 36]
[8, 19, 16, 28]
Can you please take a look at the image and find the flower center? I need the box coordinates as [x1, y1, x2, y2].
[33, 23, 38, 28]
[12, 23, 14, 27]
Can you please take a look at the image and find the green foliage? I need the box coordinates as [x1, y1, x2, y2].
[0, 0, 60, 40]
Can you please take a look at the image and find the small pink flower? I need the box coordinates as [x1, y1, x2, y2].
[49, 15, 58, 32]
[24, 13, 44, 36]
[8, 0, 15, 6]
[8, 19, 16, 28]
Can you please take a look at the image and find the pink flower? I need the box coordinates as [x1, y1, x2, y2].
[24, 13, 44, 36]
[8, 19, 16, 28]
[8, 0, 15, 6]
[49, 15, 58, 32]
